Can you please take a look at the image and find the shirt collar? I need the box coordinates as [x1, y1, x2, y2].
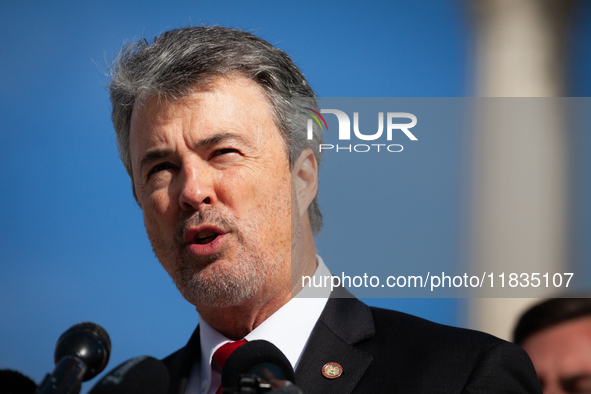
[198, 255, 331, 391]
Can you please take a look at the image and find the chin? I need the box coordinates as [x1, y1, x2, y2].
[174, 260, 266, 308]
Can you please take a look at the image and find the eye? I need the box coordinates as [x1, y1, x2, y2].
[148, 162, 175, 177]
[211, 148, 240, 158]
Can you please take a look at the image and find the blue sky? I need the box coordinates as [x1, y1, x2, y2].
[1, 1, 589, 390]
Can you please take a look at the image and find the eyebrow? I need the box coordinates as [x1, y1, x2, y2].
[139, 149, 174, 174]
[198, 132, 250, 148]
[138, 132, 251, 174]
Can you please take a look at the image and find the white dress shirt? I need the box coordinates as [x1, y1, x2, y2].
[185, 256, 332, 394]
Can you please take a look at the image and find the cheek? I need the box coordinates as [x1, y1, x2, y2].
[142, 190, 177, 233]
[262, 175, 293, 238]
[214, 170, 261, 212]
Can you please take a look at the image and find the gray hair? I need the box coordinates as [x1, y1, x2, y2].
[108, 26, 323, 234]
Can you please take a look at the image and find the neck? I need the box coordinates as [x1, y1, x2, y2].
[197, 291, 291, 340]
[197, 236, 318, 340]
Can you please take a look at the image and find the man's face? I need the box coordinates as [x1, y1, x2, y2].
[129, 76, 294, 309]
[522, 317, 591, 394]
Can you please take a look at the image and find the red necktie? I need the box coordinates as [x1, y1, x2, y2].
[213, 339, 247, 394]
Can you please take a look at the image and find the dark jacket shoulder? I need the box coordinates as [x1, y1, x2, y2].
[162, 297, 541, 394]
[313, 299, 541, 393]
[359, 306, 540, 392]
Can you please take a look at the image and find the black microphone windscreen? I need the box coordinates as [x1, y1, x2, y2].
[221, 340, 295, 391]
[54, 322, 111, 381]
[88, 356, 169, 394]
[0, 369, 37, 394]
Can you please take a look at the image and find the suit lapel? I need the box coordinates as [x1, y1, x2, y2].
[295, 294, 375, 394]
[165, 291, 374, 394]
[164, 325, 201, 394]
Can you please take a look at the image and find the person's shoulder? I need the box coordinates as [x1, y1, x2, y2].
[369, 305, 503, 350]
[354, 305, 541, 393]
[365, 304, 530, 368]
[358, 307, 541, 393]
[324, 291, 506, 351]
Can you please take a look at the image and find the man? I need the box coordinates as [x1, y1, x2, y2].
[109, 26, 541, 393]
[514, 298, 591, 394]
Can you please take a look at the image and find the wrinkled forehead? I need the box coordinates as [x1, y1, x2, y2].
[128, 76, 286, 165]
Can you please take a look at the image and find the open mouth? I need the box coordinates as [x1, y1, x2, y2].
[194, 230, 219, 245]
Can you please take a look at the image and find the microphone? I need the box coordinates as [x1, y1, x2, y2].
[87, 356, 169, 394]
[36, 322, 111, 394]
[0, 368, 38, 394]
[221, 340, 303, 393]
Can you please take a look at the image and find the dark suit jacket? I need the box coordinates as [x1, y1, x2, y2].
[162, 296, 542, 393]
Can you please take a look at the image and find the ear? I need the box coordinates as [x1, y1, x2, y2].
[292, 148, 318, 219]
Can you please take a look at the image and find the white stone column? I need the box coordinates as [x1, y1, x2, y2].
[469, 0, 574, 340]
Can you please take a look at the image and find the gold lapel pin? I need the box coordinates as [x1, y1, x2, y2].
[322, 362, 343, 379]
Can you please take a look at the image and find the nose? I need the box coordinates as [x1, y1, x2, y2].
[178, 161, 216, 211]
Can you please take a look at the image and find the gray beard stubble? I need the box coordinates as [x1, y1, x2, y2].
[147, 207, 278, 308]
